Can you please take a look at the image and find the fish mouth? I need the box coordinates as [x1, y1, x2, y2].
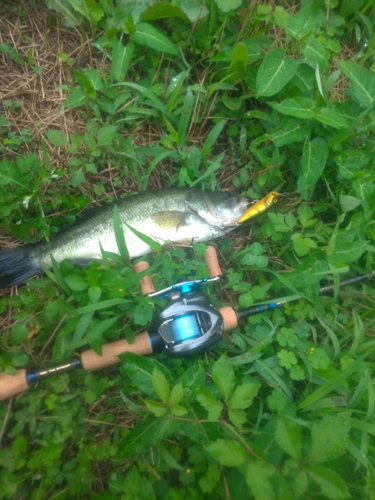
[206, 196, 250, 227]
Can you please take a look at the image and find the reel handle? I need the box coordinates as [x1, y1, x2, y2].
[203, 246, 222, 277]
[134, 261, 155, 295]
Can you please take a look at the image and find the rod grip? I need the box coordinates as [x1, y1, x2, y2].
[81, 332, 153, 371]
[219, 306, 238, 331]
[0, 369, 29, 401]
[203, 246, 222, 277]
[134, 261, 156, 295]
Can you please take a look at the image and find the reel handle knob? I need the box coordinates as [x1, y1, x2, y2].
[0, 369, 29, 401]
[134, 261, 155, 295]
[203, 246, 222, 278]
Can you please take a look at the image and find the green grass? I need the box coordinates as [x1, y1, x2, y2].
[1, 0, 375, 498]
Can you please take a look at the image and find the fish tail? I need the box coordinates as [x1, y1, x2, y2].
[0, 246, 41, 288]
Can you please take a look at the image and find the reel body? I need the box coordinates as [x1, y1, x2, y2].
[157, 292, 224, 356]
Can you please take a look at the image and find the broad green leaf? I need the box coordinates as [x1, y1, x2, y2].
[72, 69, 96, 98]
[293, 63, 316, 93]
[276, 416, 302, 460]
[307, 465, 351, 499]
[0, 43, 24, 65]
[243, 39, 263, 62]
[180, 0, 209, 21]
[205, 439, 246, 466]
[45, 0, 84, 26]
[88, 286, 101, 304]
[256, 48, 299, 97]
[212, 356, 235, 401]
[354, 178, 375, 219]
[291, 233, 318, 257]
[64, 274, 89, 291]
[315, 108, 349, 129]
[140, 2, 189, 21]
[334, 150, 372, 179]
[117, 415, 179, 458]
[110, 41, 134, 83]
[63, 87, 86, 109]
[297, 137, 329, 200]
[84, 68, 103, 90]
[10, 323, 28, 344]
[152, 367, 170, 405]
[195, 387, 224, 421]
[269, 97, 316, 118]
[120, 352, 174, 399]
[132, 22, 178, 56]
[169, 382, 184, 407]
[268, 116, 312, 147]
[228, 409, 247, 427]
[309, 413, 351, 463]
[97, 125, 118, 146]
[339, 195, 361, 212]
[214, 0, 242, 13]
[327, 238, 368, 265]
[144, 399, 166, 417]
[228, 381, 260, 410]
[246, 461, 277, 500]
[222, 92, 242, 110]
[286, 3, 324, 39]
[284, 252, 329, 288]
[180, 365, 205, 388]
[339, 60, 375, 108]
[301, 36, 328, 71]
[69, 0, 104, 22]
[159, 442, 184, 471]
[46, 130, 69, 146]
[113, 205, 129, 261]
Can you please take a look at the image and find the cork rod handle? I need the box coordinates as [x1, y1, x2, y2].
[0, 369, 29, 401]
[81, 332, 152, 371]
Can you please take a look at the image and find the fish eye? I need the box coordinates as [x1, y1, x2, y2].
[223, 191, 233, 198]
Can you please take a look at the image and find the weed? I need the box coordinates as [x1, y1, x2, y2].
[1, 1, 375, 499]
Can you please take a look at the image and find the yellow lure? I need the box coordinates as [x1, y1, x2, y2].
[237, 191, 280, 223]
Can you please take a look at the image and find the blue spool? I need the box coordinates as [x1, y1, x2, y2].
[170, 314, 201, 343]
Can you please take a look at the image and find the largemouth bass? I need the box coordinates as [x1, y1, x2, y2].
[0, 188, 249, 288]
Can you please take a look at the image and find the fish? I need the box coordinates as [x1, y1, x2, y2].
[237, 191, 280, 223]
[0, 188, 249, 288]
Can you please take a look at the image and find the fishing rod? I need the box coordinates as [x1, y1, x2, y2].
[0, 247, 373, 401]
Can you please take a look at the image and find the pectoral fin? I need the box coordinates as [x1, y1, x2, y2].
[151, 211, 194, 229]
